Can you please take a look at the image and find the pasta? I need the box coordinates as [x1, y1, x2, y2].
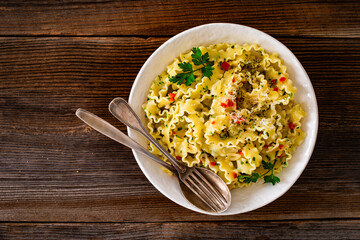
[143, 43, 306, 189]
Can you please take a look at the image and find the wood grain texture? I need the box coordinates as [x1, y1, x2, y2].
[0, 220, 359, 240]
[1, 37, 359, 222]
[0, 0, 359, 38]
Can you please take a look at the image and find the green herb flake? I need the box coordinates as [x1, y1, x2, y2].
[262, 160, 273, 170]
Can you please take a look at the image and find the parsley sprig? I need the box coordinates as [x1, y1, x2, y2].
[238, 159, 280, 185]
[169, 48, 214, 86]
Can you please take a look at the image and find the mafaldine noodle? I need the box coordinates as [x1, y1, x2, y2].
[143, 43, 306, 189]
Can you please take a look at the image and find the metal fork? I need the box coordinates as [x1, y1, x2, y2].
[108, 97, 231, 213]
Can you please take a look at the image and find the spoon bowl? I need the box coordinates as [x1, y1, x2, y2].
[179, 167, 231, 212]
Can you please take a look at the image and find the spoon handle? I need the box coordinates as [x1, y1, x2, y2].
[109, 97, 187, 173]
[75, 108, 176, 174]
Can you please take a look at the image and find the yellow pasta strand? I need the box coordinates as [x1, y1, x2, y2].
[143, 43, 306, 189]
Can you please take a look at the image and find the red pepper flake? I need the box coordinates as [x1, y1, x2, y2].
[288, 122, 295, 130]
[172, 131, 176, 135]
[273, 87, 279, 91]
[232, 77, 235, 83]
[278, 153, 284, 158]
[232, 172, 238, 178]
[211, 121, 215, 125]
[220, 102, 228, 108]
[279, 77, 286, 82]
[271, 79, 277, 85]
[176, 156, 181, 160]
[265, 143, 275, 148]
[192, 129, 194, 132]
[221, 61, 230, 71]
[229, 91, 233, 95]
[235, 118, 245, 124]
[227, 99, 234, 107]
[168, 93, 175, 102]
[210, 162, 216, 166]
[279, 144, 284, 150]
[238, 150, 243, 154]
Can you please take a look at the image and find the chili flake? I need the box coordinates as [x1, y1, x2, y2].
[238, 150, 243, 154]
[211, 121, 215, 125]
[232, 172, 238, 178]
[221, 61, 230, 71]
[273, 87, 279, 91]
[227, 99, 234, 107]
[176, 156, 181, 160]
[210, 162, 216, 166]
[279, 77, 286, 82]
[279, 144, 284, 149]
[288, 122, 295, 130]
[236, 118, 245, 124]
[220, 102, 228, 108]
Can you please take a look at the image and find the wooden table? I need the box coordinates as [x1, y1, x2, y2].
[1, 1, 359, 239]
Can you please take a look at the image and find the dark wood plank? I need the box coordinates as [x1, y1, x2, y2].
[0, 220, 359, 239]
[0, 0, 359, 38]
[0, 37, 359, 222]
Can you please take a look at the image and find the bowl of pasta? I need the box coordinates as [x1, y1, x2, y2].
[128, 23, 318, 215]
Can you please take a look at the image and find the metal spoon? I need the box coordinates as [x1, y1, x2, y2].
[75, 108, 230, 213]
[108, 97, 231, 212]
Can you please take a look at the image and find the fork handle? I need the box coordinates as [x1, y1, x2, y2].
[109, 97, 187, 173]
[75, 108, 176, 174]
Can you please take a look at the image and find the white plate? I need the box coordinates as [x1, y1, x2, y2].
[128, 23, 318, 215]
